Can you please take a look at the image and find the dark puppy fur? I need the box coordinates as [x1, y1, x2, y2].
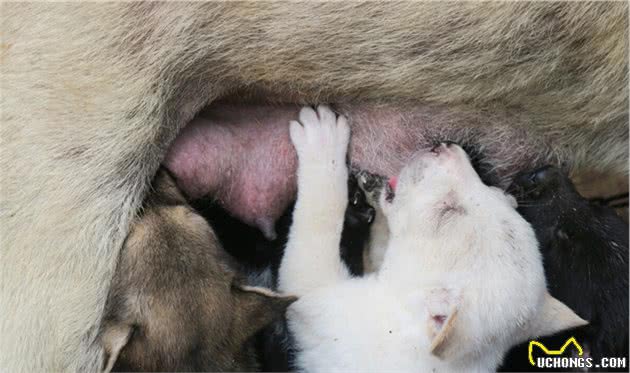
[194, 169, 377, 371]
[194, 170, 376, 277]
[340, 170, 377, 276]
[98, 169, 295, 372]
[501, 166, 629, 372]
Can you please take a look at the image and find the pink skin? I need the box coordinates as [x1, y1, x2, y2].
[164, 105, 301, 239]
[164, 103, 559, 238]
[388, 177, 398, 191]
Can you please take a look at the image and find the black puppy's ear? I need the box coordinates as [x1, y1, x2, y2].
[489, 186, 518, 208]
[146, 168, 188, 206]
[233, 285, 298, 337]
[100, 322, 133, 373]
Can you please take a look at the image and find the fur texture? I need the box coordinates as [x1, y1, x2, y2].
[501, 167, 629, 371]
[194, 170, 376, 371]
[98, 170, 295, 372]
[278, 106, 586, 372]
[1, 3, 627, 371]
[355, 170, 391, 273]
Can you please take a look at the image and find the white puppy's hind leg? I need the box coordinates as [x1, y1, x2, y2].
[279, 106, 350, 296]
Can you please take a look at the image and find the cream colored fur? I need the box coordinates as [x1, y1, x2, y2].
[1, 3, 627, 371]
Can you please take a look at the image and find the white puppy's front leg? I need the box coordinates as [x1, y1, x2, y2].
[279, 106, 350, 296]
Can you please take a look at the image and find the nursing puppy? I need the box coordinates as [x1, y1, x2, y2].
[279, 106, 586, 371]
[256, 171, 376, 371]
[501, 166, 629, 371]
[98, 169, 295, 372]
[4, 5, 627, 181]
[3, 3, 628, 371]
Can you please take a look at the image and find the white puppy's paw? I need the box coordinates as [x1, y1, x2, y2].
[289, 105, 350, 172]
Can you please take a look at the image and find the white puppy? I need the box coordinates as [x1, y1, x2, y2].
[279, 106, 587, 372]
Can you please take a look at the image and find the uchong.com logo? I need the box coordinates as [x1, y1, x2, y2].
[528, 337, 627, 370]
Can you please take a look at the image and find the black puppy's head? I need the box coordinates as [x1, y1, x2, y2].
[508, 166, 589, 251]
[505, 169, 629, 367]
[508, 166, 628, 324]
[509, 165, 575, 199]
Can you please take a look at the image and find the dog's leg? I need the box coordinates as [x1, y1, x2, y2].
[279, 106, 350, 296]
[356, 171, 391, 273]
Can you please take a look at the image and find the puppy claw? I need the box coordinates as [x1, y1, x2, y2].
[290, 105, 350, 169]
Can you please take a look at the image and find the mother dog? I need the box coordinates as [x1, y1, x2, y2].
[1, 2, 627, 371]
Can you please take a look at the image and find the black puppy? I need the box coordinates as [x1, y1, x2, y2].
[501, 166, 629, 372]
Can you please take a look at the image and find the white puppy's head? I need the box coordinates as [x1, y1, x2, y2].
[382, 142, 514, 234]
[380, 143, 586, 365]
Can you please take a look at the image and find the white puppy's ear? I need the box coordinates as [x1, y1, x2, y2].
[490, 186, 518, 208]
[505, 193, 518, 208]
[425, 288, 461, 358]
[100, 323, 133, 373]
[531, 293, 588, 338]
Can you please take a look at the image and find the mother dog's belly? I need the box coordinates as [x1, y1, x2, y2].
[164, 103, 559, 238]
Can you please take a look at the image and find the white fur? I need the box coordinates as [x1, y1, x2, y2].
[3, 3, 620, 370]
[280, 110, 586, 372]
[360, 182, 390, 274]
[279, 106, 351, 296]
[362, 212, 389, 273]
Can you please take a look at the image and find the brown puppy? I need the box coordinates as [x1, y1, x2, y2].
[98, 170, 295, 372]
[1, 2, 627, 371]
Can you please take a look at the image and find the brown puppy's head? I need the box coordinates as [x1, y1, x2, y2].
[99, 170, 296, 372]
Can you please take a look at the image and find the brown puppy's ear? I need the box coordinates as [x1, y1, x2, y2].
[531, 292, 588, 338]
[100, 322, 133, 373]
[233, 285, 298, 337]
[425, 288, 461, 359]
[147, 168, 187, 206]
